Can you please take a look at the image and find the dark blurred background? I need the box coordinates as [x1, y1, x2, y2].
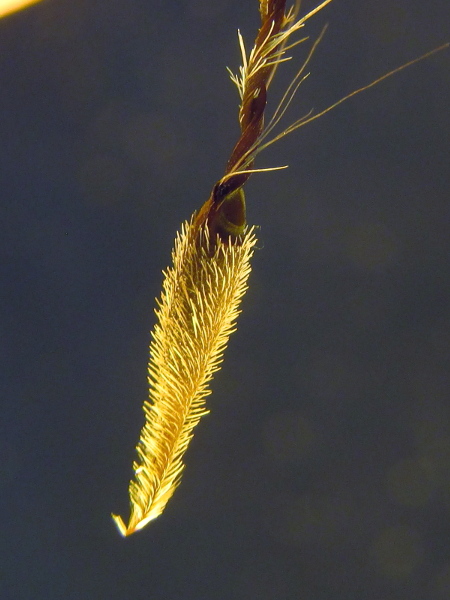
[1, 0, 449, 598]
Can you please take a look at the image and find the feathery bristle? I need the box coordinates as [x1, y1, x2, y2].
[112, 221, 257, 536]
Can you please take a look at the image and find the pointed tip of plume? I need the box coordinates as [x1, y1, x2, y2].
[111, 514, 129, 537]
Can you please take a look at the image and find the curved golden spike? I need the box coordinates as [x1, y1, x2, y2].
[113, 220, 257, 536]
[113, 1, 448, 535]
[113, 0, 338, 536]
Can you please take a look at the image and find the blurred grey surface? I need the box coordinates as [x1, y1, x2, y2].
[1, 0, 449, 598]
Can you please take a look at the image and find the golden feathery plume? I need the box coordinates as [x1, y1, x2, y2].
[112, 0, 327, 537]
[113, 0, 448, 535]
[112, 221, 257, 536]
